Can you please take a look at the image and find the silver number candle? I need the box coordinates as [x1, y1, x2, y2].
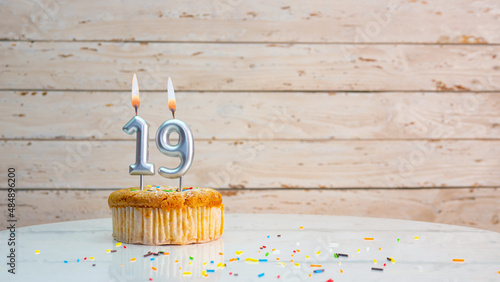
[156, 77, 194, 191]
[123, 74, 154, 190]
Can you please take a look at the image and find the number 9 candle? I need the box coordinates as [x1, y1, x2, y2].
[156, 77, 194, 191]
[123, 74, 155, 190]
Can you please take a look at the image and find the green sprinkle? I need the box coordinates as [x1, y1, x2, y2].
[130, 189, 137, 191]
[163, 189, 173, 192]
[334, 253, 338, 258]
[189, 256, 194, 260]
[265, 252, 269, 256]
[397, 238, 400, 242]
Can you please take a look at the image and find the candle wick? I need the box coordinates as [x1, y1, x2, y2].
[171, 109, 175, 119]
[134, 106, 138, 116]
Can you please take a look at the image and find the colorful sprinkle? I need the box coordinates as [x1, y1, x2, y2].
[115, 242, 122, 247]
[414, 236, 419, 240]
[374, 259, 377, 264]
[182, 272, 192, 276]
[152, 267, 157, 271]
[258, 273, 265, 278]
[310, 264, 322, 267]
[219, 252, 224, 255]
[130, 189, 137, 191]
[453, 259, 465, 263]
[372, 267, 384, 271]
[235, 251, 244, 255]
[364, 238, 374, 241]
[89, 257, 95, 261]
[259, 259, 268, 262]
[316, 251, 321, 255]
[265, 252, 269, 256]
[357, 249, 360, 253]
[294, 263, 300, 267]
[106, 249, 111, 253]
[150, 258, 154, 261]
[300, 226, 304, 230]
[189, 256, 194, 260]
[314, 269, 325, 273]
[35, 250, 40, 254]
[130, 258, 136, 262]
[245, 258, 259, 263]
[206, 269, 215, 273]
[64, 260, 68, 263]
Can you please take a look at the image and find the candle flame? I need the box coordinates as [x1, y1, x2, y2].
[167, 77, 176, 118]
[131, 73, 140, 115]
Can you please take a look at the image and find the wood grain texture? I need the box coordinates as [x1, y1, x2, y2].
[2, 91, 500, 140]
[2, 42, 499, 91]
[1, 140, 499, 189]
[1, 188, 498, 232]
[1, 0, 499, 43]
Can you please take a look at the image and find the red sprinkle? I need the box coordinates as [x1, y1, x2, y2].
[277, 275, 280, 278]
[229, 272, 232, 275]
[384, 263, 386, 267]
[84, 257, 87, 261]
[124, 246, 127, 249]
[326, 279, 334, 282]
[149, 278, 153, 281]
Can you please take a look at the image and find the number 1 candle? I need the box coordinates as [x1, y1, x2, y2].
[123, 74, 155, 190]
[156, 77, 194, 191]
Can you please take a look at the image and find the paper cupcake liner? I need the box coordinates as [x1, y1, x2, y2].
[112, 205, 224, 245]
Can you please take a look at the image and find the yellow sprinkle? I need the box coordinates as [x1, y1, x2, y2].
[152, 267, 157, 271]
[374, 259, 377, 264]
[340, 269, 344, 273]
[364, 238, 374, 241]
[130, 258, 136, 262]
[106, 249, 111, 253]
[182, 271, 192, 276]
[245, 258, 259, 263]
[415, 236, 420, 240]
[146, 185, 152, 187]
[35, 250, 40, 254]
[316, 251, 321, 255]
[115, 242, 122, 247]
[300, 226, 304, 230]
[217, 262, 223, 268]
[291, 254, 294, 257]
[294, 263, 300, 267]
[272, 248, 275, 251]
[188, 261, 192, 265]
[258, 251, 261, 253]
[89, 257, 95, 261]
[203, 262, 207, 265]
[235, 251, 244, 255]
[175, 260, 179, 263]
[391, 258, 395, 264]
[357, 249, 360, 253]
[202, 270, 207, 276]
[452, 259, 465, 263]
[305, 255, 310, 259]
[339, 261, 341, 266]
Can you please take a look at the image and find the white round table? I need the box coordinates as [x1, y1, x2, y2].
[1, 214, 499, 281]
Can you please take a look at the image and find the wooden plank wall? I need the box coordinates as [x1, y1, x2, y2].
[0, 0, 499, 231]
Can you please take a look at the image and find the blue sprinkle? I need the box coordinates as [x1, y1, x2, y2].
[206, 269, 215, 273]
[210, 260, 214, 264]
[150, 257, 155, 261]
[258, 273, 265, 278]
[267, 235, 270, 238]
[156, 186, 160, 188]
[77, 259, 80, 262]
[314, 269, 325, 273]
[64, 261, 68, 263]
[237, 258, 240, 261]
[259, 259, 268, 262]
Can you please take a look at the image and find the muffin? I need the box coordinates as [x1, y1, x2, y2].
[108, 186, 224, 245]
